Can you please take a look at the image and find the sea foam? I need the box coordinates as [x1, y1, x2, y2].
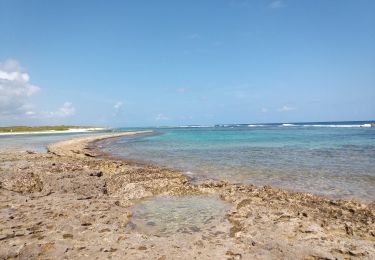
[303, 124, 371, 128]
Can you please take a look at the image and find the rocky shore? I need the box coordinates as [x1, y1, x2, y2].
[1, 132, 374, 259]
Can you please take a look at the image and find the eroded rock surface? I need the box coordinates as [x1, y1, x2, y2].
[1, 132, 374, 259]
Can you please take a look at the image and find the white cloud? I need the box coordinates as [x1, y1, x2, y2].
[0, 59, 40, 118]
[277, 105, 295, 112]
[55, 102, 76, 117]
[113, 101, 124, 116]
[261, 107, 268, 113]
[44, 102, 76, 118]
[0, 59, 77, 122]
[155, 113, 169, 121]
[269, 0, 285, 9]
[25, 111, 36, 116]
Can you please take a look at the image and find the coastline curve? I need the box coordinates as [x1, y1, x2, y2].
[1, 131, 375, 259]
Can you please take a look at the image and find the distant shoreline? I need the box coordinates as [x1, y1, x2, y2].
[0, 127, 106, 136]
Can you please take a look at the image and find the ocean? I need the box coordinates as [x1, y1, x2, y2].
[100, 121, 375, 202]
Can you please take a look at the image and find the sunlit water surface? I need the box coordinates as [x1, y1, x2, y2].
[101, 122, 375, 202]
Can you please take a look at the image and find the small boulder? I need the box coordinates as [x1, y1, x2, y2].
[2, 172, 43, 194]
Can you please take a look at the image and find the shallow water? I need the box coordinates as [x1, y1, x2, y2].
[101, 122, 375, 202]
[127, 196, 231, 236]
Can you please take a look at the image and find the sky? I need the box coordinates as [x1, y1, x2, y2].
[0, 0, 374, 127]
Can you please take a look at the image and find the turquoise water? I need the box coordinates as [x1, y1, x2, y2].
[102, 121, 375, 202]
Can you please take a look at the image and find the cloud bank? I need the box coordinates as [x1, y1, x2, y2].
[44, 102, 76, 118]
[0, 59, 40, 118]
[0, 59, 75, 122]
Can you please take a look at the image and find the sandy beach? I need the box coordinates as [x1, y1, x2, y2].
[1, 132, 374, 259]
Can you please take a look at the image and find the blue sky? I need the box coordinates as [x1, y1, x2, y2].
[0, 0, 374, 127]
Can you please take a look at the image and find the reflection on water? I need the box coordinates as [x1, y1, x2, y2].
[127, 196, 231, 236]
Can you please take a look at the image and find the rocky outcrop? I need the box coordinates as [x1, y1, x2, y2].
[1, 133, 374, 259]
[1, 171, 43, 193]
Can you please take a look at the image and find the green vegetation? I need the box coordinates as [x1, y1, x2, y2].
[0, 125, 96, 133]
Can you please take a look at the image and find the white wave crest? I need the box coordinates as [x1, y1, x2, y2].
[178, 125, 212, 128]
[303, 124, 372, 128]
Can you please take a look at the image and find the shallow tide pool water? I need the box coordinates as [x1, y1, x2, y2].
[126, 196, 231, 236]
